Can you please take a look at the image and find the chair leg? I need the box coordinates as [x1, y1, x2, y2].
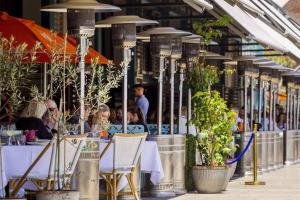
[126, 174, 139, 200]
[112, 173, 117, 200]
[106, 175, 112, 200]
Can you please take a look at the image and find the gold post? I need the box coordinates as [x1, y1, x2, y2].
[245, 123, 266, 185]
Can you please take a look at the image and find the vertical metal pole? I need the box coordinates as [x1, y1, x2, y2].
[296, 89, 300, 130]
[178, 67, 184, 134]
[293, 89, 297, 130]
[43, 63, 48, 98]
[250, 77, 254, 130]
[157, 57, 164, 135]
[244, 76, 248, 132]
[169, 58, 175, 135]
[263, 83, 267, 131]
[289, 90, 294, 130]
[269, 82, 273, 131]
[187, 62, 192, 135]
[79, 36, 87, 134]
[286, 88, 290, 130]
[245, 123, 265, 185]
[258, 79, 262, 125]
[122, 48, 129, 133]
[273, 86, 277, 131]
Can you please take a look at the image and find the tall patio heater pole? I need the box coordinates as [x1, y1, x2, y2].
[96, 16, 158, 133]
[169, 37, 186, 135]
[41, 2, 120, 200]
[182, 38, 200, 134]
[138, 27, 190, 197]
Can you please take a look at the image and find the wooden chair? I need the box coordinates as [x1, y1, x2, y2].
[99, 133, 147, 200]
[10, 134, 87, 197]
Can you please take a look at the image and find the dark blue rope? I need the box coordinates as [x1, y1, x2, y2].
[225, 133, 254, 165]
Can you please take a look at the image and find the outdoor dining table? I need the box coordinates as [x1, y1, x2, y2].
[0, 140, 164, 197]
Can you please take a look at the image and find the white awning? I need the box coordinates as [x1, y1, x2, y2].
[212, 0, 288, 52]
[250, 0, 300, 42]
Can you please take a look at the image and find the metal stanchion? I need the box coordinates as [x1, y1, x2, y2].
[245, 124, 266, 185]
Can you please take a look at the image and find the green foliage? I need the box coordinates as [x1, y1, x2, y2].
[0, 35, 39, 114]
[191, 91, 236, 167]
[189, 65, 221, 93]
[185, 134, 197, 191]
[193, 15, 232, 45]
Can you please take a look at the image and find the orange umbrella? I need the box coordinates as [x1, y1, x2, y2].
[0, 12, 108, 64]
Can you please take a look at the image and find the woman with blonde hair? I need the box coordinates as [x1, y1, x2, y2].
[90, 104, 110, 138]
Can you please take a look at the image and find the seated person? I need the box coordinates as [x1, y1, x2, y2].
[128, 106, 149, 133]
[68, 104, 92, 133]
[16, 100, 53, 139]
[91, 104, 110, 138]
[42, 99, 61, 132]
[112, 105, 122, 125]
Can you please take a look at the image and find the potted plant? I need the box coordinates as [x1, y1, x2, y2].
[191, 88, 236, 193]
[186, 16, 237, 193]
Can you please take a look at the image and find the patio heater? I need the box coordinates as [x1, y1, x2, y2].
[182, 37, 201, 135]
[41, 1, 120, 200]
[41, 0, 120, 134]
[96, 16, 158, 133]
[138, 27, 190, 197]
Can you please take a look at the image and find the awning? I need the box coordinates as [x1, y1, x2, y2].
[250, 0, 300, 42]
[211, 0, 288, 52]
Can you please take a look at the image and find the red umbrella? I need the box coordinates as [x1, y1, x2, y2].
[0, 12, 108, 64]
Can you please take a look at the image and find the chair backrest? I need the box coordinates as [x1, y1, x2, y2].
[48, 134, 87, 179]
[108, 124, 145, 134]
[146, 124, 170, 135]
[127, 125, 144, 134]
[108, 125, 123, 135]
[112, 133, 147, 169]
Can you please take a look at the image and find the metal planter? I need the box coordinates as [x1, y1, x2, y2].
[267, 132, 275, 171]
[145, 135, 175, 197]
[172, 135, 186, 195]
[261, 132, 269, 172]
[192, 166, 229, 193]
[285, 130, 296, 165]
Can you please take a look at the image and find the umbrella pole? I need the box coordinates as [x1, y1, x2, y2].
[122, 48, 129, 133]
[79, 36, 87, 134]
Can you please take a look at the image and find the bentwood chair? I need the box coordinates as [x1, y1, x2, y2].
[9, 134, 87, 197]
[99, 133, 147, 200]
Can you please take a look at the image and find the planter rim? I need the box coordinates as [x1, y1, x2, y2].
[193, 165, 228, 169]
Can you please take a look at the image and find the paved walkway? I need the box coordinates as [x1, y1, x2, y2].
[144, 164, 300, 200]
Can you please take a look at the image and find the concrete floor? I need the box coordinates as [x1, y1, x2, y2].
[143, 164, 300, 200]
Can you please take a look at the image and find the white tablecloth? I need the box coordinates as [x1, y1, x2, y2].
[100, 141, 164, 185]
[0, 141, 164, 194]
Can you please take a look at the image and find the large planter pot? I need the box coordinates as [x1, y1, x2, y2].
[36, 191, 79, 200]
[1, 198, 26, 200]
[192, 166, 228, 193]
[222, 162, 237, 190]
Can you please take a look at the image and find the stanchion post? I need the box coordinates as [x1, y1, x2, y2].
[245, 123, 266, 185]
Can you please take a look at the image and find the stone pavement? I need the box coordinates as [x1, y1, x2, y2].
[143, 164, 300, 200]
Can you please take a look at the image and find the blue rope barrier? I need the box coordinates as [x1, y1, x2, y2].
[225, 133, 254, 165]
